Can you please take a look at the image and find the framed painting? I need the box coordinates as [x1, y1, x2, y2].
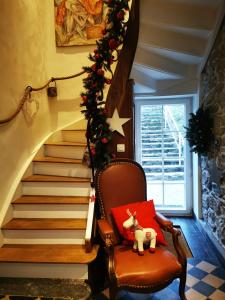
[54, 0, 107, 46]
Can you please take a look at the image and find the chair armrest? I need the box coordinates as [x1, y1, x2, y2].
[155, 212, 173, 231]
[170, 227, 187, 267]
[97, 219, 115, 247]
[156, 213, 187, 267]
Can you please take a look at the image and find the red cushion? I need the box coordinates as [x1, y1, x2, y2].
[111, 200, 167, 246]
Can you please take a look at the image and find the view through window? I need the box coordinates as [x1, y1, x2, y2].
[135, 99, 192, 213]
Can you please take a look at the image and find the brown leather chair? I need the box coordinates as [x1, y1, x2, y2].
[95, 159, 187, 300]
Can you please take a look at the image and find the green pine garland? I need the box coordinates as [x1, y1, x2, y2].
[80, 0, 130, 169]
[185, 106, 214, 155]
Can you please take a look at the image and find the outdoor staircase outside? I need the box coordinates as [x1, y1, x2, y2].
[141, 106, 184, 183]
[0, 120, 98, 279]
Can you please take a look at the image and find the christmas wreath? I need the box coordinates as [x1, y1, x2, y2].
[80, 0, 130, 169]
[185, 106, 214, 155]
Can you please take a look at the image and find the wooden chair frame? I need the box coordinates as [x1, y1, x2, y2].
[95, 159, 187, 300]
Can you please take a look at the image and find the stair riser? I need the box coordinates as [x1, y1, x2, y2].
[62, 131, 86, 143]
[13, 204, 88, 219]
[3, 230, 85, 244]
[45, 145, 86, 160]
[0, 263, 88, 279]
[33, 162, 91, 178]
[22, 182, 90, 196]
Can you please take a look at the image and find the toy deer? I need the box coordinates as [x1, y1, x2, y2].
[123, 209, 157, 256]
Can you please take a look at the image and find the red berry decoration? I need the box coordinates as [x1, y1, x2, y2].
[91, 64, 97, 71]
[117, 11, 125, 20]
[101, 137, 108, 144]
[95, 53, 100, 60]
[109, 38, 118, 50]
[105, 78, 112, 84]
[82, 95, 88, 103]
[91, 147, 96, 156]
[97, 69, 105, 76]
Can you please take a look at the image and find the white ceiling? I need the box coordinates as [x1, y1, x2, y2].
[131, 0, 225, 95]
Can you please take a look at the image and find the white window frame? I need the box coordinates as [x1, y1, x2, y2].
[135, 95, 193, 216]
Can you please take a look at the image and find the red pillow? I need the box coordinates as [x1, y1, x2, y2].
[111, 200, 167, 246]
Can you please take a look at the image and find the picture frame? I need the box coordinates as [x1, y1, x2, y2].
[54, 0, 107, 46]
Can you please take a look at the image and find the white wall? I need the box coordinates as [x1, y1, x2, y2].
[0, 0, 94, 223]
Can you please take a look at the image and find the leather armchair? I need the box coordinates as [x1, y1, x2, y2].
[95, 159, 187, 300]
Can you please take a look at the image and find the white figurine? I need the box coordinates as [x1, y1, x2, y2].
[123, 209, 157, 256]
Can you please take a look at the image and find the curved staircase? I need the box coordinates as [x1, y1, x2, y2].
[0, 120, 98, 279]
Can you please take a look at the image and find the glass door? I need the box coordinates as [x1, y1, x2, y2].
[135, 97, 192, 215]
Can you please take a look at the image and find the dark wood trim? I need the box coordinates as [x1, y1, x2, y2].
[106, 0, 140, 159]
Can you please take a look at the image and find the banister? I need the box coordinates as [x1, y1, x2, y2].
[105, 0, 140, 159]
[86, 0, 140, 251]
[106, 0, 139, 115]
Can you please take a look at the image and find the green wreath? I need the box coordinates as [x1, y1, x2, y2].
[185, 106, 214, 155]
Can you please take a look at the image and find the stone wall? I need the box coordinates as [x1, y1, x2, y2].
[200, 17, 225, 252]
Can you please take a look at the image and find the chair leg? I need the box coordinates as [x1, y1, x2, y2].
[109, 284, 117, 300]
[179, 271, 187, 300]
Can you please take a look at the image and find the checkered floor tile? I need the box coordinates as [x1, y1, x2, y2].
[112, 259, 225, 300]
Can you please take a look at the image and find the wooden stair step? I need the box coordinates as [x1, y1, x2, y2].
[33, 157, 83, 164]
[2, 218, 87, 230]
[45, 141, 86, 147]
[62, 129, 86, 132]
[0, 244, 99, 264]
[12, 195, 89, 205]
[22, 175, 90, 183]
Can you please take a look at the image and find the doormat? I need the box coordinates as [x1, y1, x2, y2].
[164, 225, 193, 258]
[0, 278, 90, 300]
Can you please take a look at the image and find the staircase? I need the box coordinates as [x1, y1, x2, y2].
[0, 120, 98, 279]
[132, 0, 225, 95]
[141, 106, 184, 182]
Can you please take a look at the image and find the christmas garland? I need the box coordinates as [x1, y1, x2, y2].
[185, 106, 214, 155]
[80, 0, 130, 169]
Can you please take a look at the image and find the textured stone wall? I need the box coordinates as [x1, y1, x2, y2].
[200, 17, 225, 251]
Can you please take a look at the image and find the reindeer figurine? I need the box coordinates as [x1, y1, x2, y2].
[123, 209, 157, 256]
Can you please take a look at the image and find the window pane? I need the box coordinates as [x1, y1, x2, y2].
[147, 182, 163, 206]
[139, 102, 186, 210]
